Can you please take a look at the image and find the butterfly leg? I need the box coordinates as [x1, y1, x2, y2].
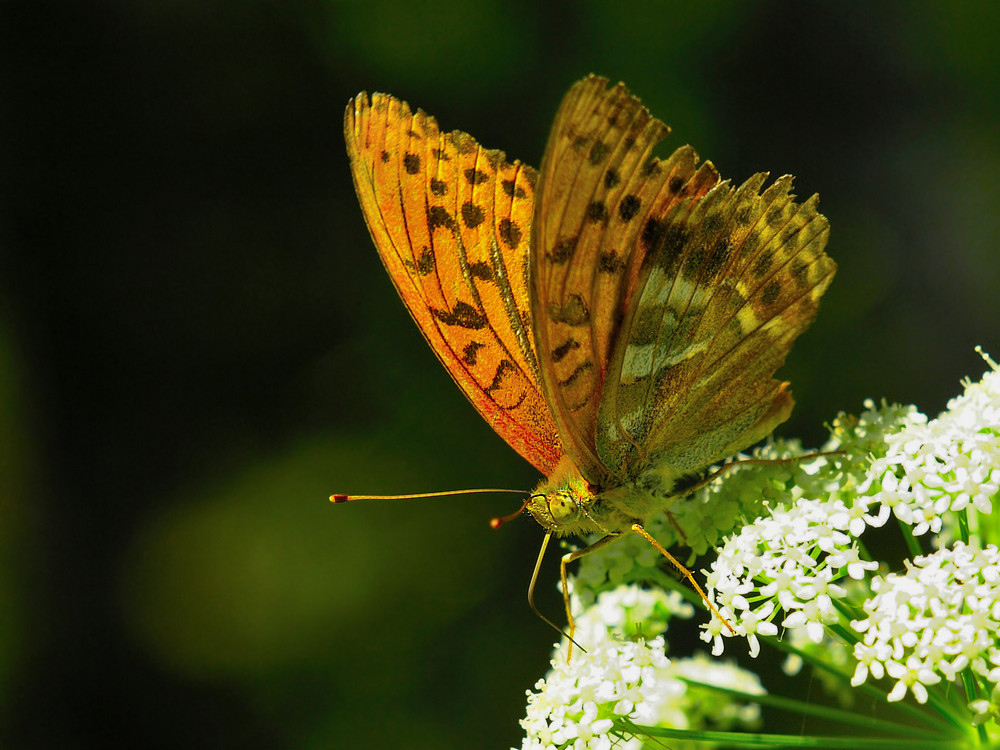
[630, 523, 736, 635]
[658, 450, 844, 539]
[557, 532, 627, 659]
[701, 450, 843, 491]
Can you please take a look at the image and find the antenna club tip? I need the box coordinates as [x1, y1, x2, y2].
[489, 517, 502, 529]
[330, 494, 348, 503]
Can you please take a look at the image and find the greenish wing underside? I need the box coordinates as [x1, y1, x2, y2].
[597, 172, 837, 479]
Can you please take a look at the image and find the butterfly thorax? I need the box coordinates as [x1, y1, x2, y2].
[527, 455, 682, 537]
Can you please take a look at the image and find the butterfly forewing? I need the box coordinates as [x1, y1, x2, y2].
[345, 92, 563, 475]
[597, 172, 836, 477]
[531, 76, 720, 484]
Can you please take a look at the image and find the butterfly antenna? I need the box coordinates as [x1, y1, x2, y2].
[330, 488, 525, 503]
[489, 494, 537, 529]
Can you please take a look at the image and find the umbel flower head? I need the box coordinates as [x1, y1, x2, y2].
[519, 349, 1000, 749]
[519, 587, 764, 750]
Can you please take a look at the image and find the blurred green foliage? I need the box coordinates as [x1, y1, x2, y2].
[1, 0, 999, 747]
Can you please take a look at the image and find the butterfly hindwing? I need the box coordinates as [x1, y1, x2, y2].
[345, 92, 563, 475]
[597, 173, 836, 479]
[530, 76, 720, 484]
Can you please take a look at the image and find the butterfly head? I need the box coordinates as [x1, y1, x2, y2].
[526, 458, 605, 536]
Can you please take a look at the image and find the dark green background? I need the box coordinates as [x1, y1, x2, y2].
[2, 1, 998, 747]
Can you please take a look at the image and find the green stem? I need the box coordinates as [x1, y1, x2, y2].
[956, 510, 970, 545]
[757, 634, 952, 732]
[679, 679, 950, 740]
[855, 536, 873, 562]
[897, 517, 924, 559]
[959, 667, 991, 745]
[618, 718, 969, 748]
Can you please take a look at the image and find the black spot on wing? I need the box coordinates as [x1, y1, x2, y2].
[762, 281, 781, 305]
[705, 238, 729, 277]
[464, 168, 489, 185]
[485, 359, 516, 393]
[547, 236, 576, 264]
[551, 337, 580, 363]
[589, 141, 611, 164]
[403, 153, 421, 175]
[586, 201, 609, 223]
[501, 179, 526, 199]
[430, 178, 448, 196]
[791, 259, 810, 286]
[482, 151, 502, 170]
[618, 195, 641, 222]
[403, 247, 435, 276]
[640, 159, 661, 177]
[461, 202, 485, 228]
[701, 212, 723, 234]
[598, 251, 625, 274]
[463, 341, 485, 365]
[640, 217, 665, 251]
[431, 301, 486, 329]
[657, 226, 690, 274]
[752, 249, 774, 277]
[558, 359, 595, 389]
[469, 262, 494, 281]
[451, 132, 477, 154]
[428, 206, 456, 231]
[683, 247, 704, 279]
[498, 218, 522, 249]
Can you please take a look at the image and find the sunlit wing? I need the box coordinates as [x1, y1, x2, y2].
[345, 92, 563, 475]
[530, 75, 719, 484]
[598, 172, 836, 478]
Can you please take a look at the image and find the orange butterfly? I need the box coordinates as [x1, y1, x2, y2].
[340, 75, 835, 635]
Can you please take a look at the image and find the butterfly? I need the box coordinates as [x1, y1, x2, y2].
[340, 75, 836, 635]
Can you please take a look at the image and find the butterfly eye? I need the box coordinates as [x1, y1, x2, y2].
[546, 491, 580, 523]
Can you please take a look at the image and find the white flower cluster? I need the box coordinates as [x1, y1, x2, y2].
[705, 356, 1000, 657]
[518, 586, 763, 750]
[851, 542, 1000, 709]
[856, 349, 1000, 537]
[519, 351, 1000, 744]
[694, 406, 898, 655]
[703, 494, 879, 657]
